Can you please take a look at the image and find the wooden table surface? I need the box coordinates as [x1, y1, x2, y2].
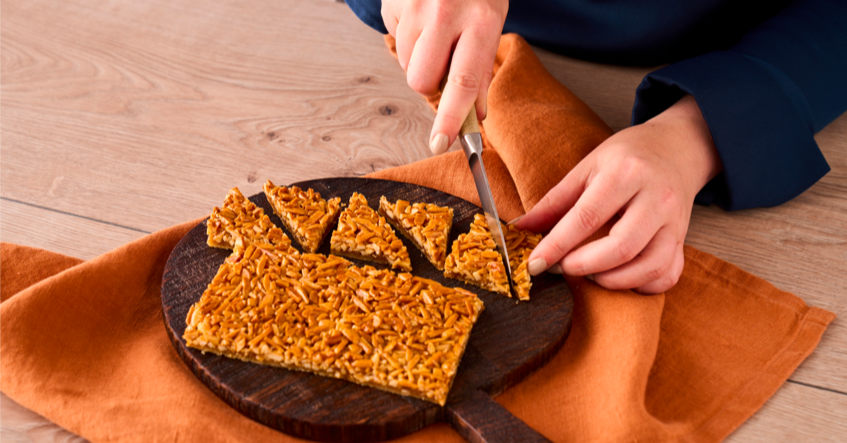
[1, 0, 845, 441]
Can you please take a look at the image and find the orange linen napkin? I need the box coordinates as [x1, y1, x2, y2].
[0, 34, 834, 443]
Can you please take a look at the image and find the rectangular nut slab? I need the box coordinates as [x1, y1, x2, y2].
[184, 244, 483, 405]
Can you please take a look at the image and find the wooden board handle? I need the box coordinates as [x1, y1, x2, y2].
[445, 390, 552, 443]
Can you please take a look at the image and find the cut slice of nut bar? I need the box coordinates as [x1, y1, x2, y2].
[378, 197, 453, 271]
[502, 220, 542, 301]
[207, 187, 288, 250]
[263, 180, 342, 253]
[184, 241, 484, 406]
[330, 193, 412, 272]
[444, 213, 509, 296]
[444, 213, 541, 300]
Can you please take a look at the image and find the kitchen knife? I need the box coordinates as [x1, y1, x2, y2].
[458, 105, 517, 297]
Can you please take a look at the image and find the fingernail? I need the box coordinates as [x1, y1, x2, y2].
[482, 100, 488, 121]
[430, 133, 448, 155]
[508, 214, 524, 225]
[528, 258, 547, 276]
[547, 263, 563, 274]
[585, 274, 595, 282]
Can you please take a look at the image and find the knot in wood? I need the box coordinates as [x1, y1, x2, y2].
[379, 105, 397, 116]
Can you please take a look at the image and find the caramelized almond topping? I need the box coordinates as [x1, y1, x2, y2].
[263, 180, 342, 253]
[330, 193, 412, 272]
[444, 214, 541, 300]
[379, 196, 453, 270]
[206, 187, 288, 250]
[188, 187, 483, 405]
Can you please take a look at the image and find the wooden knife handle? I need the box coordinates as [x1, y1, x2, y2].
[440, 74, 481, 137]
[460, 105, 480, 137]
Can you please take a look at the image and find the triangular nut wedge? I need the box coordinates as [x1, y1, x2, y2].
[378, 197, 453, 271]
[444, 214, 541, 301]
[330, 193, 412, 272]
[207, 187, 289, 250]
[502, 220, 542, 301]
[263, 180, 342, 253]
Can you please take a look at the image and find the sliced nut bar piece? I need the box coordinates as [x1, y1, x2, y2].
[502, 220, 542, 301]
[444, 213, 509, 296]
[444, 213, 541, 301]
[330, 193, 412, 272]
[207, 187, 288, 250]
[263, 180, 342, 253]
[184, 241, 484, 406]
[378, 197, 453, 270]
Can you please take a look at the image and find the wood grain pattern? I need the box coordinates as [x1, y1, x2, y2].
[1, 0, 436, 232]
[2, 0, 846, 440]
[161, 178, 572, 442]
[0, 199, 148, 260]
[724, 382, 847, 443]
[0, 393, 88, 443]
[445, 390, 551, 443]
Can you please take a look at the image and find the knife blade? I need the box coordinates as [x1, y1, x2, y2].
[458, 105, 517, 297]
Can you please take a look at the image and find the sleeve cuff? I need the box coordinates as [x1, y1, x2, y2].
[345, 0, 388, 34]
[632, 51, 830, 210]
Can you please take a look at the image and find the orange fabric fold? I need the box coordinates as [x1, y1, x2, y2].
[0, 34, 834, 443]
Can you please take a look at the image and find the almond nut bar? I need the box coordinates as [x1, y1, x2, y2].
[330, 193, 412, 272]
[502, 220, 542, 301]
[184, 245, 483, 406]
[207, 187, 288, 250]
[378, 196, 453, 270]
[263, 180, 342, 253]
[444, 213, 541, 301]
[187, 187, 484, 405]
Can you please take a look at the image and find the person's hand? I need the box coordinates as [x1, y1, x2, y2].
[381, 0, 508, 154]
[515, 95, 722, 294]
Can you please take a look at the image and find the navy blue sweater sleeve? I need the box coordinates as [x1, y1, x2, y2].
[345, 0, 847, 210]
[633, 0, 847, 210]
[346, 0, 388, 34]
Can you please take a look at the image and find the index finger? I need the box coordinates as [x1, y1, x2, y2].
[429, 24, 499, 154]
[515, 164, 588, 233]
[526, 172, 637, 275]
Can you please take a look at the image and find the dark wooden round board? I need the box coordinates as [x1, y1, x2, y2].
[161, 178, 573, 443]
